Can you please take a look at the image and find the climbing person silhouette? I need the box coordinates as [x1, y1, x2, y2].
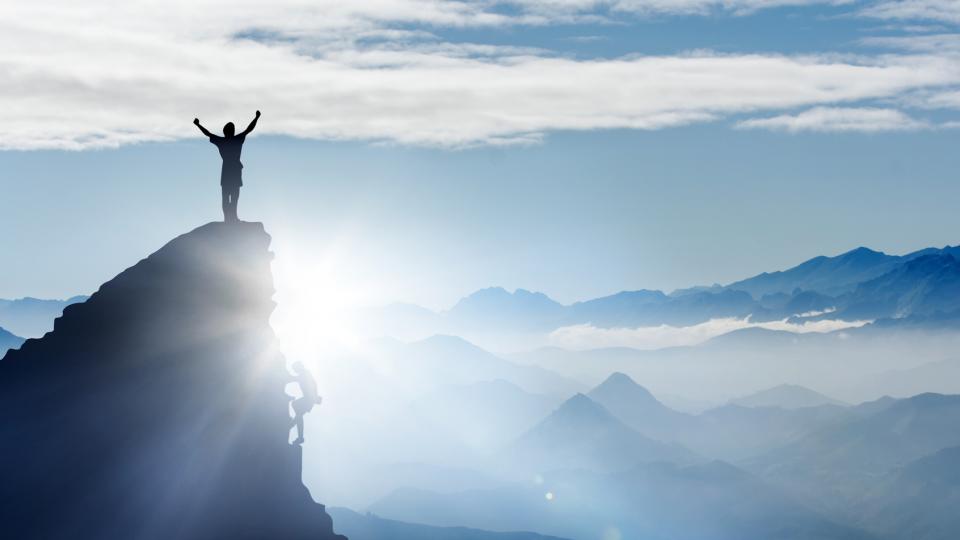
[288, 361, 322, 445]
[193, 111, 260, 223]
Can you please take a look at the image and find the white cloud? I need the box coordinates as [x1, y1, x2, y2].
[2, 0, 960, 149]
[926, 90, 960, 108]
[548, 317, 870, 350]
[508, 0, 850, 17]
[863, 0, 960, 23]
[736, 106, 931, 132]
[861, 33, 960, 52]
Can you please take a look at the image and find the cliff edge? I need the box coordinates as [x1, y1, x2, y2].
[0, 222, 345, 539]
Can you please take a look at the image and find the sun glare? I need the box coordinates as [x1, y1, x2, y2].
[270, 244, 373, 361]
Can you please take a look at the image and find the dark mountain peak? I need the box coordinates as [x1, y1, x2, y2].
[726, 246, 901, 298]
[901, 252, 960, 272]
[0, 222, 344, 540]
[837, 252, 960, 320]
[838, 246, 886, 260]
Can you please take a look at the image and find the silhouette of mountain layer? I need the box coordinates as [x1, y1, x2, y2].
[587, 372, 698, 439]
[730, 384, 846, 409]
[0, 326, 24, 354]
[0, 295, 87, 338]
[329, 507, 570, 540]
[726, 246, 902, 298]
[0, 222, 344, 540]
[854, 446, 960, 540]
[370, 461, 872, 540]
[500, 393, 698, 475]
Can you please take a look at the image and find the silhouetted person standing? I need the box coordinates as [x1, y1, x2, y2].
[288, 361, 322, 445]
[193, 111, 260, 222]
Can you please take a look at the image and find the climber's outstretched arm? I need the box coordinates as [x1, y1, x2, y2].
[240, 110, 261, 136]
[193, 118, 215, 138]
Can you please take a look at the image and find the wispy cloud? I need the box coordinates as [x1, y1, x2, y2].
[507, 0, 852, 18]
[736, 106, 931, 132]
[863, 0, 960, 24]
[548, 317, 871, 350]
[861, 33, 960, 52]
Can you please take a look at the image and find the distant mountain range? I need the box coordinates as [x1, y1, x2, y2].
[369, 244, 960, 342]
[854, 445, 960, 540]
[725, 245, 960, 298]
[585, 373, 853, 461]
[328, 507, 569, 540]
[0, 327, 24, 355]
[0, 296, 86, 338]
[745, 393, 960, 516]
[751, 393, 960, 479]
[366, 369, 960, 540]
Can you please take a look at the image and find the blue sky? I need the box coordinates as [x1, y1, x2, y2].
[2, 0, 959, 308]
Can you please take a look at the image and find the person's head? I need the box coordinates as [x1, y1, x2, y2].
[223, 122, 235, 137]
[292, 361, 305, 374]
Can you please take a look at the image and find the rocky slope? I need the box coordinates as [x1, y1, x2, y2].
[0, 222, 344, 540]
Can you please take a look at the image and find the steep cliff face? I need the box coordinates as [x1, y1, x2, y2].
[0, 222, 345, 540]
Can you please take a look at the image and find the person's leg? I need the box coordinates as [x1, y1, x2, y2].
[291, 398, 307, 443]
[232, 187, 240, 222]
[221, 187, 230, 222]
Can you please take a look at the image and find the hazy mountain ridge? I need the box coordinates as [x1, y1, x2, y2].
[370, 460, 873, 540]
[369, 244, 960, 342]
[744, 393, 960, 517]
[0, 295, 87, 338]
[585, 373, 855, 461]
[725, 246, 904, 298]
[499, 393, 698, 476]
[375, 334, 583, 397]
[0, 326, 24, 354]
[586, 371, 699, 441]
[730, 384, 846, 409]
[852, 446, 960, 540]
[359, 369, 960, 540]
[329, 506, 570, 540]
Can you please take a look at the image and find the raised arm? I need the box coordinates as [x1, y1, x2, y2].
[240, 110, 261, 136]
[193, 118, 214, 138]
